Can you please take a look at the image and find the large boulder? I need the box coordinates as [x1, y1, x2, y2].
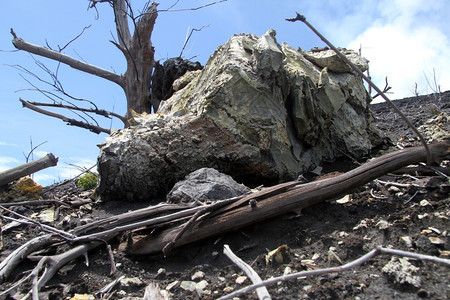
[97, 29, 381, 202]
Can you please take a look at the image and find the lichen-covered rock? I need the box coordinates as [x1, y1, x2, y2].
[302, 47, 369, 73]
[97, 29, 380, 201]
[0, 176, 43, 202]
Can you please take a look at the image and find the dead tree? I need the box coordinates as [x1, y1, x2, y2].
[10, 0, 158, 127]
[10, 1, 228, 131]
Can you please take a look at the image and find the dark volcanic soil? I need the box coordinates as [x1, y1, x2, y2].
[0, 91, 449, 299]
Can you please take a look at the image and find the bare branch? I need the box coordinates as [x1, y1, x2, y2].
[11, 29, 125, 88]
[20, 98, 111, 134]
[58, 25, 92, 52]
[223, 245, 271, 300]
[27, 101, 127, 124]
[23, 138, 47, 163]
[372, 76, 392, 99]
[219, 247, 450, 300]
[179, 25, 210, 58]
[0, 206, 75, 240]
[158, 0, 228, 12]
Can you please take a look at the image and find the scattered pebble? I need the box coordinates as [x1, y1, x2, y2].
[180, 281, 197, 292]
[165, 281, 179, 291]
[428, 236, 445, 245]
[336, 194, 350, 204]
[353, 219, 368, 230]
[400, 236, 413, 248]
[303, 285, 313, 292]
[420, 200, 431, 207]
[120, 277, 144, 287]
[196, 280, 209, 295]
[235, 276, 247, 285]
[283, 266, 292, 276]
[376, 219, 390, 230]
[191, 270, 205, 280]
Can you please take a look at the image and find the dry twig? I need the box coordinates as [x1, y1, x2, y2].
[219, 246, 450, 300]
[223, 244, 271, 300]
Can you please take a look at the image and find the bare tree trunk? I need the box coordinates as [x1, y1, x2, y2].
[0, 153, 58, 186]
[112, 0, 158, 115]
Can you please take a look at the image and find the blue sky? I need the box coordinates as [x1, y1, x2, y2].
[1, 0, 449, 186]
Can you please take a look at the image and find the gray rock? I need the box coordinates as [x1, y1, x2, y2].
[302, 48, 369, 73]
[97, 29, 381, 202]
[382, 257, 421, 288]
[166, 168, 249, 204]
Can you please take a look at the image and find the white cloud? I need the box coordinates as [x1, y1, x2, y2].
[347, 0, 450, 99]
[0, 156, 20, 172]
[33, 150, 50, 158]
[0, 141, 19, 147]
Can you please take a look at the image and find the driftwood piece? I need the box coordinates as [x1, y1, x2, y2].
[129, 141, 449, 255]
[0, 153, 58, 186]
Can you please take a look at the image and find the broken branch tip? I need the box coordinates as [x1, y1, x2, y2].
[286, 12, 306, 23]
[10, 28, 17, 39]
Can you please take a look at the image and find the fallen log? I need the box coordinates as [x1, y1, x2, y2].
[129, 141, 450, 255]
[0, 153, 58, 186]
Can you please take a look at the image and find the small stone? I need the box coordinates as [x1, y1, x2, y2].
[428, 227, 441, 235]
[166, 281, 179, 291]
[400, 236, 413, 248]
[417, 213, 429, 220]
[180, 281, 197, 292]
[439, 250, 450, 257]
[283, 266, 292, 276]
[336, 194, 350, 204]
[428, 236, 445, 245]
[195, 280, 208, 295]
[223, 286, 234, 293]
[388, 186, 400, 193]
[420, 199, 431, 207]
[69, 294, 95, 300]
[235, 276, 247, 284]
[376, 219, 390, 230]
[120, 277, 144, 287]
[303, 285, 313, 292]
[157, 268, 166, 275]
[191, 270, 205, 280]
[382, 257, 421, 288]
[415, 235, 439, 255]
[353, 219, 368, 230]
